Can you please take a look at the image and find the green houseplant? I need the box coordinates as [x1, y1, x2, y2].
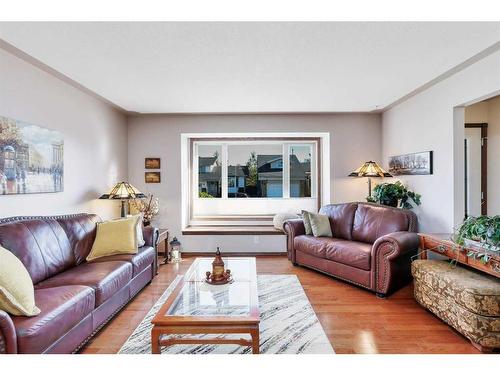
[366, 181, 421, 209]
[455, 215, 500, 263]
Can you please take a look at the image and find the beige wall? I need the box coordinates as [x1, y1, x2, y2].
[0, 48, 128, 219]
[383, 50, 500, 233]
[465, 96, 500, 215]
[127, 113, 381, 252]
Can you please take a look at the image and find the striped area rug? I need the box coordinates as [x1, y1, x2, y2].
[119, 274, 334, 354]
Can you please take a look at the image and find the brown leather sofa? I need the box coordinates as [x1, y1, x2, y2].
[0, 213, 159, 354]
[284, 202, 418, 297]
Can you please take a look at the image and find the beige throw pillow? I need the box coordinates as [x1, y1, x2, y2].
[0, 246, 40, 316]
[273, 212, 300, 231]
[308, 212, 333, 237]
[128, 214, 145, 247]
[87, 216, 140, 261]
[302, 210, 313, 235]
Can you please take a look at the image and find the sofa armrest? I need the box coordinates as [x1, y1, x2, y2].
[0, 310, 17, 354]
[143, 226, 159, 248]
[283, 219, 306, 263]
[371, 231, 419, 295]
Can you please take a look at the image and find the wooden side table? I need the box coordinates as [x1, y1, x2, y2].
[156, 229, 169, 273]
[418, 233, 500, 278]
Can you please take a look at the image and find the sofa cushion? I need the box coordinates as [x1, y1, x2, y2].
[56, 214, 101, 265]
[0, 219, 75, 284]
[36, 261, 132, 306]
[324, 239, 372, 271]
[319, 203, 357, 240]
[87, 246, 155, 277]
[294, 235, 372, 270]
[12, 285, 95, 353]
[295, 235, 330, 258]
[352, 204, 410, 244]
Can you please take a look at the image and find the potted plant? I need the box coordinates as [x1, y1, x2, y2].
[366, 181, 421, 209]
[455, 215, 500, 263]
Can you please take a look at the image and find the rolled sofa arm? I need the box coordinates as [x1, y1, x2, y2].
[371, 231, 419, 295]
[0, 310, 17, 354]
[283, 219, 306, 263]
[143, 226, 159, 248]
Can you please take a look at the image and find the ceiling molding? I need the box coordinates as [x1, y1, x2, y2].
[0, 38, 129, 115]
[382, 41, 500, 112]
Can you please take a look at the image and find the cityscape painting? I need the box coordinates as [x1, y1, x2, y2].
[388, 151, 433, 176]
[0, 116, 64, 195]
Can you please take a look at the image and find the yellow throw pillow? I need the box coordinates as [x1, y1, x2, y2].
[86, 216, 140, 261]
[0, 246, 41, 316]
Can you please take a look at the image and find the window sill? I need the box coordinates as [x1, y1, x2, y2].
[182, 226, 285, 235]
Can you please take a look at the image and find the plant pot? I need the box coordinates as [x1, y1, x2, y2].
[464, 238, 500, 253]
[380, 198, 398, 207]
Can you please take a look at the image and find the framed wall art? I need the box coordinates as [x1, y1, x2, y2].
[145, 157, 161, 169]
[388, 151, 433, 175]
[145, 171, 161, 183]
[0, 115, 64, 195]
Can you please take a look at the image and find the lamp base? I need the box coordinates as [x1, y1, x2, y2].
[120, 200, 129, 218]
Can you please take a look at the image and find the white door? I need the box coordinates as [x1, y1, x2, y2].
[464, 127, 482, 217]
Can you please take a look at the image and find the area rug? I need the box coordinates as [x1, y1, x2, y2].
[119, 274, 334, 354]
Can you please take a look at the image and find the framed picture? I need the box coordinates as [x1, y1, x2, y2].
[145, 157, 161, 169]
[145, 171, 161, 183]
[388, 151, 433, 175]
[1, 115, 64, 195]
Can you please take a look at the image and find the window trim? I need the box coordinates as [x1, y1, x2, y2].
[181, 133, 329, 229]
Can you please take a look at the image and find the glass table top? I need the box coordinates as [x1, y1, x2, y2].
[164, 257, 257, 318]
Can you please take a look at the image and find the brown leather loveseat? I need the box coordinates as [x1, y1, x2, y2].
[284, 202, 418, 297]
[0, 213, 158, 354]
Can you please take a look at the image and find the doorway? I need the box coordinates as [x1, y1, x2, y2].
[464, 123, 487, 217]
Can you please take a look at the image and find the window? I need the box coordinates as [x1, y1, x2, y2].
[227, 144, 283, 198]
[197, 145, 222, 198]
[189, 136, 322, 223]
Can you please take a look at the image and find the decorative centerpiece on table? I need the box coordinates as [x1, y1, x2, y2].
[131, 193, 159, 226]
[205, 247, 233, 285]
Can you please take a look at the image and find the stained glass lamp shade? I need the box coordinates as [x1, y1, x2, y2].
[348, 161, 392, 197]
[99, 182, 146, 217]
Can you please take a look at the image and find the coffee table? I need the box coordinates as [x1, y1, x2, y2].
[151, 257, 260, 354]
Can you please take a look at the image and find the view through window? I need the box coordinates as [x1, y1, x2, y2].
[196, 140, 314, 200]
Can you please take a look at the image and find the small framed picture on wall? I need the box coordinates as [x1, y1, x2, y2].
[145, 172, 161, 183]
[145, 157, 161, 169]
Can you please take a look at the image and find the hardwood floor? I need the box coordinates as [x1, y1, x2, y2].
[80, 255, 479, 354]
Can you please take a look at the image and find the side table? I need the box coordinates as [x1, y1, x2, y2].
[156, 228, 169, 273]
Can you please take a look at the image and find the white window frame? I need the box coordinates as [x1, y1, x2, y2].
[181, 133, 330, 228]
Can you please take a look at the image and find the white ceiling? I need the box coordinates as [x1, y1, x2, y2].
[1, 22, 499, 113]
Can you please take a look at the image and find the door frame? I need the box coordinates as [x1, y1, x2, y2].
[464, 123, 488, 216]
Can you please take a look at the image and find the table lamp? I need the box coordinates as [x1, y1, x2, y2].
[99, 182, 146, 217]
[348, 161, 392, 197]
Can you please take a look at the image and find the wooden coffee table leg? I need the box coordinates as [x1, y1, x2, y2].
[250, 327, 260, 354]
[151, 327, 161, 354]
